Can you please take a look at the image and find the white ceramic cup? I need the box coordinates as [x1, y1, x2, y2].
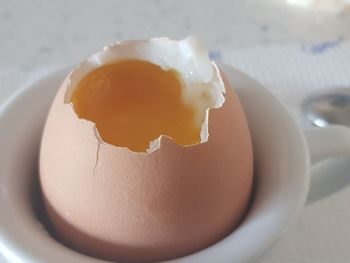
[1, 65, 350, 263]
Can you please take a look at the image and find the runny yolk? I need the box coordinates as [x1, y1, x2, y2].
[70, 60, 201, 152]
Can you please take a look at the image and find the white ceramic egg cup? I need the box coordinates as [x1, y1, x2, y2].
[1, 65, 350, 263]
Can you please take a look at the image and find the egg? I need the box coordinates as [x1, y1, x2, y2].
[39, 37, 253, 262]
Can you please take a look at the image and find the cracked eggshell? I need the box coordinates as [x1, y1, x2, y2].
[39, 41, 253, 262]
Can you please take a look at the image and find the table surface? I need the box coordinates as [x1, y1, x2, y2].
[1, 0, 350, 70]
[1, 1, 350, 263]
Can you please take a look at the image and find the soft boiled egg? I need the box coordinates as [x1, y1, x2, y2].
[39, 36, 253, 262]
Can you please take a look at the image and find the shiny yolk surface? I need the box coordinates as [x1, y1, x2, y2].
[70, 60, 201, 152]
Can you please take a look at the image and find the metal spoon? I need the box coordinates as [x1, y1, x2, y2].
[302, 88, 350, 127]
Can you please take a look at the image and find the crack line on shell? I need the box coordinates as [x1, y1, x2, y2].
[93, 140, 100, 176]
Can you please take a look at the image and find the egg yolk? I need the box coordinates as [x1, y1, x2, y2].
[70, 60, 201, 152]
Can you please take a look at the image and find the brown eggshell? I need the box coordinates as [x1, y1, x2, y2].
[39, 72, 253, 262]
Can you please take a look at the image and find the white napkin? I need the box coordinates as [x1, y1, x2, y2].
[1, 42, 350, 262]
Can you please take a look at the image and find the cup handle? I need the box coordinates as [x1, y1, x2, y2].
[303, 125, 350, 204]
